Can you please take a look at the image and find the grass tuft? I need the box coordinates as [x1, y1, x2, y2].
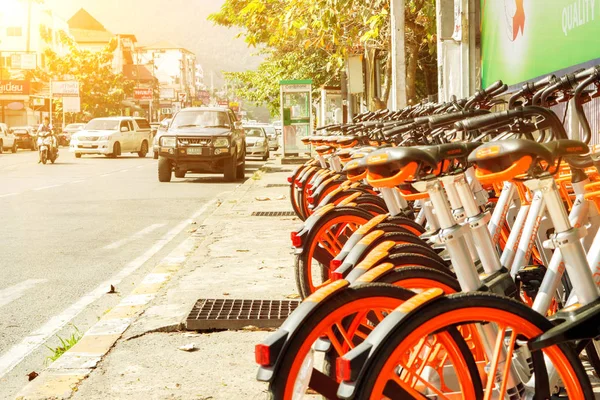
[45, 326, 82, 364]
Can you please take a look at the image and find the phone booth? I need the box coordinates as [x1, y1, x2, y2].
[319, 86, 342, 127]
[280, 79, 312, 159]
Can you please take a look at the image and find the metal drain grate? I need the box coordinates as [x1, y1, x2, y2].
[186, 299, 301, 330]
[266, 184, 289, 188]
[251, 211, 296, 217]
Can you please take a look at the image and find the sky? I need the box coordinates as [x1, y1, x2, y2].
[44, 0, 263, 87]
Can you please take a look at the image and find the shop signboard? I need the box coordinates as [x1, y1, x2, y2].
[160, 87, 176, 100]
[481, 0, 600, 88]
[134, 88, 153, 100]
[0, 80, 30, 95]
[11, 53, 37, 70]
[197, 90, 210, 104]
[51, 81, 79, 97]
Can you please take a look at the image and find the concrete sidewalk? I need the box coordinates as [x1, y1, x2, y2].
[16, 159, 299, 400]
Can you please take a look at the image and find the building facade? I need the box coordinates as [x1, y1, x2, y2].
[138, 41, 196, 118]
[0, 0, 70, 126]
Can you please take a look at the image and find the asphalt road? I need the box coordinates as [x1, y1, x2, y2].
[0, 147, 267, 398]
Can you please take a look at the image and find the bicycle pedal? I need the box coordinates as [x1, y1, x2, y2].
[515, 265, 547, 300]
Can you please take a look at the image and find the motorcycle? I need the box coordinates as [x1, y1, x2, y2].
[37, 132, 58, 164]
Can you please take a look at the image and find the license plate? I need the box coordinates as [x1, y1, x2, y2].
[187, 148, 203, 155]
[82, 145, 93, 148]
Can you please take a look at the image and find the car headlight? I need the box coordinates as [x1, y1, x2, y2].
[161, 137, 177, 147]
[213, 138, 229, 148]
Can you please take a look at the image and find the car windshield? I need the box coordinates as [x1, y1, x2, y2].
[172, 111, 230, 129]
[85, 119, 119, 130]
[66, 124, 84, 129]
[264, 127, 277, 136]
[245, 128, 264, 137]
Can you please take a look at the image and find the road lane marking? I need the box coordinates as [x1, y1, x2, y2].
[120, 169, 129, 173]
[136, 165, 144, 169]
[33, 184, 62, 191]
[103, 223, 166, 250]
[0, 279, 47, 309]
[100, 173, 112, 177]
[0, 193, 19, 198]
[70, 180, 85, 184]
[0, 197, 220, 379]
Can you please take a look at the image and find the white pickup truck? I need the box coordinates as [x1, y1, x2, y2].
[0, 123, 17, 153]
[69, 117, 152, 158]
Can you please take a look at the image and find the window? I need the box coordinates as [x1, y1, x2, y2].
[7, 27, 22, 37]
[127, 121, 135, 131]
[120, 121, 129, 131]
[135, 118, 151, 129]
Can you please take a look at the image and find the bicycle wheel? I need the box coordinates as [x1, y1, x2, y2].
[268, 283, 478, 400]
[352, 292, 592, 399]
[295, 208, 372, 298]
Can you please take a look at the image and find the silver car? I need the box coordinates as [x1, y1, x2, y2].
[153, 118, 172, 159]
[263, 125, 279, 151]
[244, 126, 269, 161]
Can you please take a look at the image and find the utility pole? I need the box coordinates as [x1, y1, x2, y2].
[390, 0, 407, 109]
[26, 0, 32, 52]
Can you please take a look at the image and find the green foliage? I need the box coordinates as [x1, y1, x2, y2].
[210, 0, 437, 111]
[45, 326, 81, 364]
[26, 35, 135, 119]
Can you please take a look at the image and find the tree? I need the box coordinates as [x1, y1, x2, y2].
[26, 31, 135, 119]
[210, 0, 437, 113]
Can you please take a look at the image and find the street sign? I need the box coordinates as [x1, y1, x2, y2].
[63, 97, 81, 113]
[197, 90, 210, 104]
[178, 93, 187, 103]
[161, 107, 172, 115]
[172, 102, 182, 113]
[134, 88, 153, 100]
[52, 81, 79, 97]
[229, 101, 240, 112]
[0, 80, 30, 95]
[160, 88, 175, 100]
[11, 54, 37, 70]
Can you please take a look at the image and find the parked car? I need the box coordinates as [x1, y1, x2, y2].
[58, 123, 85, 146]
[150, 123, 160, 138]
[12, 126, 37, 150]
[272, 120, 283, 135]
[263, 125, 279, 151]
[153, 118, 172, 159]
[243, 125, 269, 161]
[156, 107, 245, 182]
[69, 117, 152, 158]
[0, 123, 17, 153]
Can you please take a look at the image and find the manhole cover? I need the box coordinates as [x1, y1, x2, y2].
[186, 299, 301, 330]
[251, 211, 296, 217]
[266, 184, 289, 188]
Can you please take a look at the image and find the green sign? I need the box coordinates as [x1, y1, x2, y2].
[481, 0, 600, 88]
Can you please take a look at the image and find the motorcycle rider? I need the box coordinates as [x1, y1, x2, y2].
[36, 117, 58, 163]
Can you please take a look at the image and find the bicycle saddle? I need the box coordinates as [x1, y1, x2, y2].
[468, 139, 554, 182]
[365, 147, 438, 188]
[343, 156, 368, 182]
[337, 136, 358, 148]
[315, 145, 335, 155]
[337, 148, 353, 162]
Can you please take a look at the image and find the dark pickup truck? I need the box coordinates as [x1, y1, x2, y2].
[157, 107, 246, 182]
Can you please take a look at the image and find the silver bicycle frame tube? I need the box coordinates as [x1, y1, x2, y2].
[454, 174, 503, 275]
[510, 191, 545, 278]
[329, 155, 343, 173]
[532, 193, 590, 314]
[500, 204, 530, 269]
[380, 187, 402, 217]
[423, 200, 440, 232]
[527, 177, 599, 306]
[488, 182, 516, 243]
[441, 175, 480, 263]
[316, 154, 328, 169]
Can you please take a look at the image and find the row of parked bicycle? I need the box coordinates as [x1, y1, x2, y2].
[255, 66, 600, 399]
